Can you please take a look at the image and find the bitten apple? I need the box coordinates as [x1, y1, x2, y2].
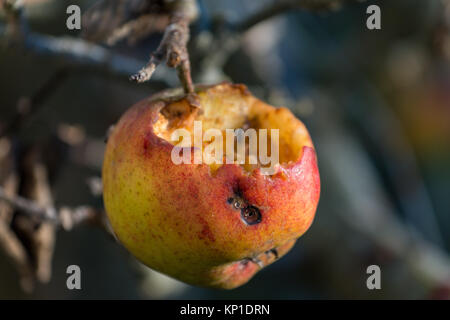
[102, 83, 320, 289]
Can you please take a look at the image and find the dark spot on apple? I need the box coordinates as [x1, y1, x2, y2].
[241, 256, 264, 268]
[228, 192, 262, 225]
[228, 195, 245, 209]
[241, 206, 261, 225]
[267, 248, 278, 259]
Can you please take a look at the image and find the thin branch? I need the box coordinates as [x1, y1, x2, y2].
[0, 170, 35, 292]
[81, 0, 171, 45]
[0, 24, 173, 86]
[20, 153, 56, 284]
[0, 185, 104, 229]
[130, 0, 198, 94]
[0, 184, 58, 222]
[0, 220, 35, 292]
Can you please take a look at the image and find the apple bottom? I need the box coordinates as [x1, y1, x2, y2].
[205, 239, 297, 289]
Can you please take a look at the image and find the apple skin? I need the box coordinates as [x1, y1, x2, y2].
[102, 83, 320, 289]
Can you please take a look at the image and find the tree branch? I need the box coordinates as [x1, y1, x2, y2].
[0, 185, 105, 229]
[130, 0, 198, 94]
[0, 24, 173, 86]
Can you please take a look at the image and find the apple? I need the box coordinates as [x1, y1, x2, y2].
[102, 83, 320, 289]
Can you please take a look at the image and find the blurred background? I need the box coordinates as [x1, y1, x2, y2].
[0, 0, 449, 299]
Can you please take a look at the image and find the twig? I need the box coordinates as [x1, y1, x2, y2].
[0, 220, 35, 291]
[81, 0, 171, 45]
[19, 151, 56, 284]
[0, 185, 104, 229]
[0, 24, 173, 86]
[0, 170, 35, 292]
[130, 0, 198, 94]
[0, 184, 58, 222]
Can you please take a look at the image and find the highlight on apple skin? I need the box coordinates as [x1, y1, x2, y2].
[102, 83, 320, 289]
